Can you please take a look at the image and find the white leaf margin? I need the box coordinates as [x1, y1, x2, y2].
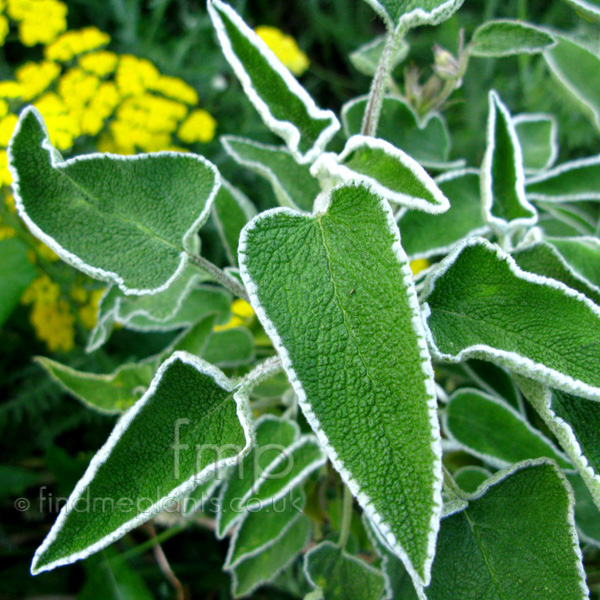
[349, 34, 410, 76]
[526, 155, 600, 202]
[415, 458, 589, 600]
[362, 0, 465, 35]
[421, 236, 600, 403]
[8, 106, 220, 296]
[562, 0, 600, 21]
[30, 351, 255, 575]
[513, 112, 559, 174]
[310, 135, 450, 214]
[442, 387, 572, 470]
[208, 0, 340, 165]
[481, 91, 538, 232]
[239, 180, 443, 587]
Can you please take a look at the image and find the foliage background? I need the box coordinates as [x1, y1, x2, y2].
[1, 0, 599, 598]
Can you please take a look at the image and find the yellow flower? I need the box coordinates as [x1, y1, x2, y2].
[0, 81, 23, 99]
[9, 0, 68, 46]
[149, 75, 198, 105]
[58, 67, 100, 110]
[78, 288, 104, 329]
[116, 94, 187, 134]
[115, 55, 159, 97]
[213, 315, 244, 332]
[0, 100, 8, 119]
[0, 113, 18, 146]
[78, 50, 118, 77]
[22, 274, 60, 304]
[34, 93, 80, 150]
[45, 26, 109, 62]
[0, 150, 12, 186]
[177, 109, 217, 144]
[410, 258, 430, 276]
[255, 26, 309, 76]
[232, 299, 254, 319]
[16, 60, 61, 101]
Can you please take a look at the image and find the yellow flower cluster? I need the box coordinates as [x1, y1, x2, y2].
[255, 26, 309, 76]
[214, 299, 255, 332]
[410, 258, 431, 276]
[6, 0, 67, 47]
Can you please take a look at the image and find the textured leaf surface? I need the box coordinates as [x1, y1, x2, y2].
[213, 179, 257, 266]
[423, 238, 600, 402]
[398, 170, 486, 259]
[547, 237, 600, 289]
[546, 36, 600, 131]
[567, 473, 600, 547]
[222, 136, 320, 211]
[469, 20, 555, 57]
[304, 541, 385, 600]
[0, 237, 36, 326]
[9, 107, 219, 295]
[230, 514, 310, 598]
[361, 0, 464, 32]
[342, 96, 454, 168]
[31, 352, 253, 574]
[444, 389, 571, 469]
[202, 327, 255, 368]
[482, 91, 537, 230]
[208, 0, 339, 163]
[423, 460, 588, 600]
[526, 156, 600, 202]
[350, 35, 409, 76]
[514, 114, 558, 172]
[240, 182, 441, 585]
[518, 378, 600, 509]
[311, 136, 449, 213]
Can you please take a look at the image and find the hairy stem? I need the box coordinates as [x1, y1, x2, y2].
[442, 464, 468, 501]
[188, 253, 250, 303]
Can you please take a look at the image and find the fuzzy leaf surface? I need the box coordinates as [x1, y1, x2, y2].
[469, 20, 555, 57]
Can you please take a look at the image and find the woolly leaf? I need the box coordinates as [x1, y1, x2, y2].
[567, 473, 600, 547]
[561, 0, 600, 22]
[514, 114, 558, 173]
[452, 466, 491, 494]
[469, 20, 555, 57]
[240, 182, 442, 585]
[9, 107, 219, 295]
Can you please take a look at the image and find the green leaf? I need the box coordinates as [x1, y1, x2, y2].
[512, 239, 600, 306]
[342, 96, 459, 169]
[423, 460, 588, 600]
[538, 202, 598, 237]
[567, 473, 600, 547]
[349, 35, 409, 76]
[240, 182, 442, 585]
[311, 136, 450, 213]
[462, 359, 523, 412]
[304, 541, 386, 600]
[80, 548, 154, 600]
[208, 0, 339, 164]
[222, 136, 321, 211]
[213, 179, 257, 266]
[517, 378, 600, 511]
[422, 237, 600, 402]
[443, 389, 571, 469]
[225, 488, 306, 568]
[202, 327, 256, 368]
[217, 415, 300, 537]
[547, 237, 600, 289]
[180, 469, 223, 516]
[31, 351, 253, 574]
[397, 169, 487, 260]
[469, 20, 555, 57]
[0, 237, 36, 326]
[230, 514, 311, 598]
[561, 0, 600, 22]
[526, 156, 600, 202]
[545, 36, 600, 131]
[514, 114, 558, 173]
[9, 107, 219, 295]
[360, 0, 464, 33]
[452, 466, 492, 494]
[482, 91, 537, 230]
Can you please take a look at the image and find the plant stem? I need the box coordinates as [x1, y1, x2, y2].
[338, 484, 354, 549]
[361, 31, 399, 137]
[442, 465, 468, 501]
[115, 523, 186, 563]
[188, 254, 250, 302]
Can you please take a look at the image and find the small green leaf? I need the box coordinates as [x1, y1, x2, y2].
[350, 35, 409, 76]
[545, 36, 600, 131]
[514, 114, 558, 173]
[398, 169, 487, 260]
[9, 107, 219, 295]
[222, 136, 321, 211]
[225, 488, 306, 568]
[526, 156, 600, 202]
[423, 237, 600, 402]
[202, 327, 256, 368]
[538, 202, 598, 237]
[342, 96, 458, 169]
[517, 378, 600, 511]
[452, 466, 492, 494]
[230, 514, 311, 598]
[443, 389, 571, 469]
[208, 0, 339, 164]
[482, 91, 537, 230]
[423, 460, 588, 600]
[31, 351, 253, 574]
[561, 0, 600, 22]
[361, 0, 464, 33]
[311, 136, 449, 213]
[469, 20, 555, 57]
[240, 182, 442, 585]
[213, 179, 257, 266]
[462, 359, 523, 412]
[0, 237, 36, 326]
[304, 541, 385, 600]
[180, 470, 223, 516]
[547, 237, 600, 289]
